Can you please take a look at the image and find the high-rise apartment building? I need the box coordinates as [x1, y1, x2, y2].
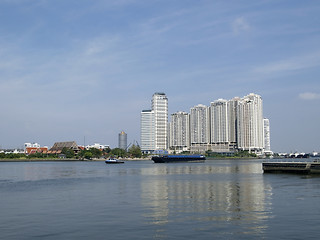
[140, 110, 155, 153]
[152, 93, 168, 150]
[169, 111, 190, 151]
[227, 97, 240, 145]
[190, 104, 210, 144]
[210, 99, 229, 144]
[237, 93, 264, 152]
[263, 118, 272, 154]
[140, 93, 168, 153]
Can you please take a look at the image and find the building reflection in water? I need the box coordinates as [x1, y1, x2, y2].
[140, 162, 272, 238]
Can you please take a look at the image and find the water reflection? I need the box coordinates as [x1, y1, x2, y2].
[141, 162, 272, 238]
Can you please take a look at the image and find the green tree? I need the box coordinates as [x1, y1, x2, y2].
[89, 148, 102, 159]
[84, 151, 93, 160]
[110, 148, 126, 158]
[128, 144, 142, 158]
[61, 147, 75, 158]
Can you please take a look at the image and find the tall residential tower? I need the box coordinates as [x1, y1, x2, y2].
[140, 93, 168, 153]
[140, 110, 155, 153]
[237, 93, 264, 153]
[152, 93, 168, 151]
[169, 111, 190, 152]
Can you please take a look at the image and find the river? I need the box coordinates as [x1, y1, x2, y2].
[1, 159, 320, 239]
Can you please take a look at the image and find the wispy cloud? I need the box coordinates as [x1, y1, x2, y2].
[299, 92, 320, 100]
[232, 17, 250, 34]
[253, 51, 320, 75]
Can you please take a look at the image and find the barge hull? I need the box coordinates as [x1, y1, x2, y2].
[263, 162, 320, 174]
[152, 155, 205, 163]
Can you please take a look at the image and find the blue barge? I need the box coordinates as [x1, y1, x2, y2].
[152, 155, 206, 163]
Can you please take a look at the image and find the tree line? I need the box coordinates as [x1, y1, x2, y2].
[0, 144, 142, 160]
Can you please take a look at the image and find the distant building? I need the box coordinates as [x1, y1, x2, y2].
[24, 142, 48, 155]
[118, 131, 127, 150]
[140, 92, 168, 153]
[169, 111, 190, 152]
[85, 143, 110, 150]
[189, 104, 210, 152]
[140, 109, 155, 154]
[48, 141, 79, 154]
[263, 118, 272, 154]
[24, 142, 40, 149]
[210, 99, 229, 144]
[227, 97, 240, 146]
[237, 93, 264, 153]
[152, 92, 168, 150]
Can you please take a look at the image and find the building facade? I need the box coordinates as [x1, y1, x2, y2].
[189, 104, 210, 152]
[152, 93, 168, 151]
[169, 111, 190, 152]
[140, 109, 155, 153]
[118, 131, 127, 150]
[210, 99, 229, 144]
[237, 93, 264, 153]
[263, 118, 272, 154]
[227, 97, 240, 145]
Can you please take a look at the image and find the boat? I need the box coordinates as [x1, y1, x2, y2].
[152, 154, 206, 163]
[105, 158, 125, 164]
[262, 161, 320, 174]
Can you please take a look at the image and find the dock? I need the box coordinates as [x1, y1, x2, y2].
[262, 161, 320, 174]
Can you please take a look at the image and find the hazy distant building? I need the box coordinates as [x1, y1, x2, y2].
[169, 111, 190, 152]
[263, 118, 272, 154]
[152, 92, 168, 150]
[24, 142, 48, 155]
[85, 143, 110, 150]
[210, 99, 229, 144]
[48, 141, 79, 154]
[237, 93, 264, 153]
[227, 97, 240, 145]
[189, 104, 210, 152]
[24, 142, 40, 149]
[190, 104, 210, 144]
[140, 93, 168, 153]
[140, 109, 155, 153]
[118, 131, 127, 150]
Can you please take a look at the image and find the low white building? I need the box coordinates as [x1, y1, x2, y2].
[85, 143, 110, 150]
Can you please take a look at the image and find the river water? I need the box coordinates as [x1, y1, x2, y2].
[1, 159, 320, 239]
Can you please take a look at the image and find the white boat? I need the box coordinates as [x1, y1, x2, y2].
[105, 158, 125, 164]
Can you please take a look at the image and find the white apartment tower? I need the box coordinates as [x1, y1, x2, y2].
[237, 93, 264, 153]
[140, 110, 155, 153]
[210, 99, 229, 144]
[152, 93, 168, 150]
[169, 111, 190, 151]
[263, 118, 272, 154]
[190, 104, 210, 144]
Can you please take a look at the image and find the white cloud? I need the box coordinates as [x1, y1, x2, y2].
[232, 17, 250, 34]
[299, 92, 320, 100]
[253, 52, 320, 75]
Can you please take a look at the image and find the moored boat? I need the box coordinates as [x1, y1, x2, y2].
[152, 155, 205, 163]
[262, 161, 320, 174]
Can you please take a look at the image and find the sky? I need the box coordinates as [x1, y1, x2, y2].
[0, 0, 320, 153]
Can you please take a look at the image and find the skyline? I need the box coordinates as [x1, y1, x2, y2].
[1, 0, 320, 153]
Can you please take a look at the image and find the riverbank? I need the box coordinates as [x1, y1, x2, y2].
[0, 157, 152, 162]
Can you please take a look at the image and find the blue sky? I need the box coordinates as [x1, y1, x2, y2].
[0, 0, 320, 152]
